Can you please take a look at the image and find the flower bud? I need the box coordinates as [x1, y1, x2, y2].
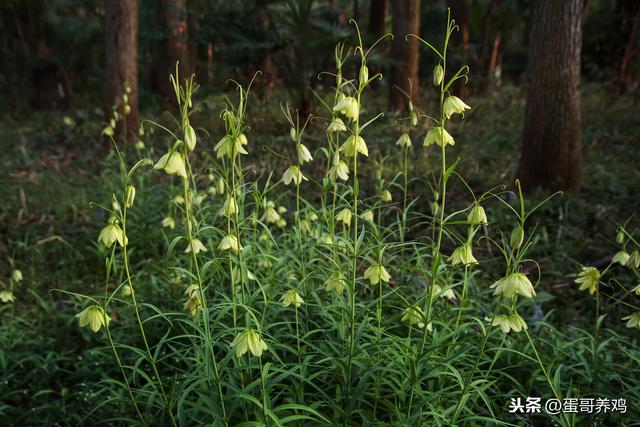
[290, 127, 297, 142]
[359, 65, 369, 85]
[125, 185, 136, 208]
[433, 64, 444, 86]
[510, 226, 524, 250]
[616, 230, 625, 244]
[185, 124, 197, 151]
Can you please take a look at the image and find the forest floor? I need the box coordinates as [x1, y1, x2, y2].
[1, 82, 639, 423]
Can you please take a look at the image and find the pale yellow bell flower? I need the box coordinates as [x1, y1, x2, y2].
[230, 328, 268, 358]
[185, 239, 207, 255]
[336, 208, 352, 227]
[364, 263, 391, 285]
[280, 289, 304, 308]
[332, 96, 359, 121]
[443, 96, 471, 119]
[341, 135, 368, 157]
[218, 235, 242, 253]
[575, 267, 600, 295]
[153, 151, 187, 179]
[491, 272, 536, 299]
[450, 244, 477, 266]
[76, 305, 110, 333]
[424, 126, 455, 148]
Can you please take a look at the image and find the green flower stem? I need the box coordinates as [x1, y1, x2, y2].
[180, 171, 228, 424]
[121, 212, 177, 427]
[450, 310, 498, 424]
[103, 249, 145, 425]
[524, 328, 571, 427]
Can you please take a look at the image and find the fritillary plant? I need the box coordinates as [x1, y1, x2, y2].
[52, 13, 640, 427]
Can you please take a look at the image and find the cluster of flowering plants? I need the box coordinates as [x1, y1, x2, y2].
[55, 14, 639, 427]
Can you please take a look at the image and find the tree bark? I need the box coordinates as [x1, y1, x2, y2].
[164, 0, 191, 80]
[369, 0, 387, 39]
[478, 0, 499, 92]
[105, 0, 139, 142]
[517, 0, 585, 193]
[388, 0, 420, 111]
[448, 0, 470, 97]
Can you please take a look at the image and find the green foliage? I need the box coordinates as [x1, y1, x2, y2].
[2, 15, 640, 427]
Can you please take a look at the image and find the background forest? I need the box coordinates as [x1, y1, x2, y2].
[1, 0, 640, 426]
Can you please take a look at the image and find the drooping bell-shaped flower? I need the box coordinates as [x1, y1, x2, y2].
[491, 272, 536, 299]
[154, 150, 187, 179]
[161, 216, 176, 229]
[467, 203, 488, 225]
[98, 223, 126, 248]
[575, 266, 600, 295]
[612, 251, 630, 266]
[261, 201, 280, 224]
[491, 313, 528, 334]
[324, 271, 346, 295]
[443, 96, 471, 119]
[627, 251, 640, 269]
[280, 289, 304, 308]
[333, 96, 359, 121]
[395, 133, 412, 148]
[327, 117, 347, 133]
[364, 263, 391, 285]
[185, 238, 207, 255]
[230, 328, 268, 358]
[0, 290, 15, 304]
[450, 244, 478, 266]
[623, 312, 640, 328]
[297, 144, 313, 164]
[341, 135, 368, 157]
[283, 165, 308, 186]
[379, 189, 392, 203]
[183, 284, 203, 316]
[402, 305, 428, 330]
[424, 126, 455, 148]
[218, 235, 242, 253]
[76, 305, 110, 333]
[360, 209, 374, 222]
[220, 196, 238, 216]
[12, 270, 23, 283]
[335, 208, 352, 227]
[328, 152, 349, 182]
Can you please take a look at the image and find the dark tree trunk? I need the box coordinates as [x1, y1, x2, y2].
[517, 0, 585, 193]
[369, 0, 387, 38]
[478, 0, 499, 92]
[105, 0, 139, 142]
[617, 5, 640, 95]
[388, 0, 420, 111]
[448, 0, 470, 97]
[164, 0, 191, 80]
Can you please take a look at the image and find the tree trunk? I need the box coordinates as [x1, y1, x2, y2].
[369, 0, 387, 39]
[164, 0, 191, 80]
[617, 6, 640, 95]
[516, 0, 585, 193]
[478, 0, 499, 92]
[388, 0, 420, 112]
[448, 0, 470, 97]
[105, 0, 139, 142]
